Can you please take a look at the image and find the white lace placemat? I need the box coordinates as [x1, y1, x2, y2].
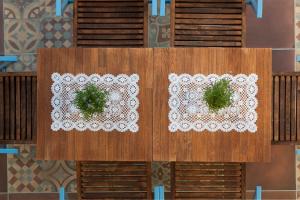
[51, 73, 139, 132]
[168, 73, 258, 133]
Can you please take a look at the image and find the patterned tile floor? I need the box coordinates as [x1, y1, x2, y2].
[2, 0, 72, 72]
[7, 145, 76, 193]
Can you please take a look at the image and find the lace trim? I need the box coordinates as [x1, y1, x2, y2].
[51, 73, 140, 132]
[168, 73, 258, 133]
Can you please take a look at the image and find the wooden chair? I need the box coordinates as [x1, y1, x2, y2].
[77, 161, 152, 199]
[73, 0, 148, 47]
[171, 162, 246, 199]
[0, 72, 37, 144]
[272, 72, 300, 143]
[170, 0, 245, 47]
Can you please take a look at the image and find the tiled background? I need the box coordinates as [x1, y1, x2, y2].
[0, 0, 299, 200]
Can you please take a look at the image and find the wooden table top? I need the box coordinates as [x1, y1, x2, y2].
[36, 48, 271, 162]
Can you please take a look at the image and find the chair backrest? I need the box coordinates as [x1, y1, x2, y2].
[171, 162, 246, 199]
[0, 72, 37, 144]
[272, 73, 300, 143]
[170, 0, 246, 47]
[74, 0, 148, 47]
[77, 161, 152, 199]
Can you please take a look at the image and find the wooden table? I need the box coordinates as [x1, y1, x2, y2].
[36, 48, 271, 162]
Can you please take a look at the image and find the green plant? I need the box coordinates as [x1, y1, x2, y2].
[74, 84, 108, 120]
[203, 79, 233, 113]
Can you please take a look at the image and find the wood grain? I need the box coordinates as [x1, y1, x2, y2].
[74, 0, 148, 48]
[170, 0, 245, 47]
[153, 48, 272, 162]
[272, 73, 300, 144]
[37, 48, 271, 162]
[0, 72, 36, 144]
[36, 48, 153, 161]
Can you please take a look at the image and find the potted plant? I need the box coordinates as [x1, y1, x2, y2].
[203, 79, 233, 113]
[74, 84, 109, 120]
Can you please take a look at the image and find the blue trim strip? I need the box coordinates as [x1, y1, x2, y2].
[56, 0, 73, 16]
[154, 186, 159, 200]
[152, 0, 157, 16]
[149, 0, 170, 3]
[255, 186, 262, 200]
[246, 0, 263, 18]
[59, 187, 65, 200]
[0, 148, 18, 154]
[0, 56, 18, 62]
[160, 0, 166, 16]
[154, 185, 164, 200]
[56, 0, 62, 16]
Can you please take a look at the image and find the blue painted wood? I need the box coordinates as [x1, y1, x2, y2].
[56, 0, 73, 16]
[152, 0, 158, 16]
[255, 186, 262, 200]
[160, 0, 166, 16]
[149, 0, 170, 3]
[159, 186, 164, 200]
[246, 0, 263, 18]
[0, 148, 19, 154]
[154, 185, 165, 200]
[59, 187, 65, 200]
[0, 56, 18, 71]
[154, 186, 160, 200]
[0, 56, 18, 62]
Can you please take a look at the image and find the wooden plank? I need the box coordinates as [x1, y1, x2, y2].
[291, 76, 297, 141]
[174, 40, 241, 47]
[175, 30, 242, 35]
[77, 18, 144, 24]
[78, 2, 144, 7]
[175, 13, 242, 19]
[175, 8, 242, 14]
[279, 76, 286, 141]
[176, 18, 242, 25]
[32, 76, 37, 142]
[9, 76, 15, 140]
[77, 34, 143, 40]
[15, 76, 21, 141]
[285, 76, 291, 141]
[175, 3, 243, 8]
[20, 76, 27, 140]
[273, 76, 280, 142]
[4, 77, 10, 140]
[78, 23, 143, 29]
[175, 24, 242, 30]
[0, 77, 3, 140]
[26, 77, 32, 141]
[78, 12, 144, 18]
[77, 40, 143, 46]
[297, 76, 300, 141]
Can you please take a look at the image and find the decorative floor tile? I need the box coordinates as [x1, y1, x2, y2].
[148, 5, 170, 47]
[5, 54, 37, 72]
[4, 19, 41, 55]
[43, 0, 73, 18]
[152, 162, 170, 192]
[40, 17, 72, 48]
[7, 145, 76, 193]
[3, 0, 45, 19]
